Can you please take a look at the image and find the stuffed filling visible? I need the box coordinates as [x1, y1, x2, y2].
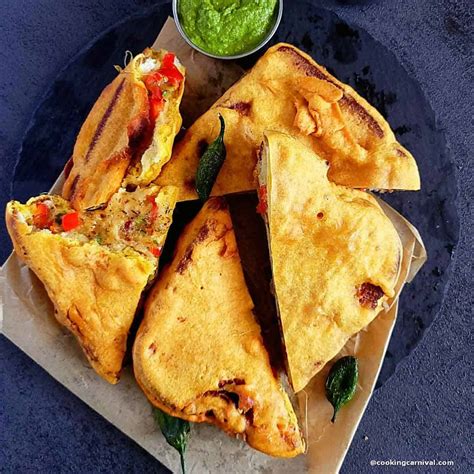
[16, 186, 177, 262]
[124, 51, 185, 186]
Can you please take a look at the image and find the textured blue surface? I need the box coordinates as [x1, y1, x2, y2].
[0, 0, 472, 472]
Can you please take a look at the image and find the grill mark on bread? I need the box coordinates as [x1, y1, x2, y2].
[396, 148, 408, 158]
[339, 94, 384, 138]
[177, 246, 193, 274]
[218, 378, 245, 388]
[277, 45, 385, 139]
[196, 223, 210, 243]
[67, 175, 80, 200]
[177, 214, 232, 274]
[184, 177, 196, 191]
[225, 101, 252, 116]
[277, 45, 341, 88]
[63, 157, 74, 179]
[84, 78, 126, 163]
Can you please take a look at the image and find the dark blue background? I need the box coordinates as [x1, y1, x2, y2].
[1, 1, 472, 472]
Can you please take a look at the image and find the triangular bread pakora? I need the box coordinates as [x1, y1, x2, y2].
[257, 132, 402, 393]
[133, 197, 304, 458]
[6, 185, 177, 383]
[63, 48, 185, 210]
[156, 43, 420, 201]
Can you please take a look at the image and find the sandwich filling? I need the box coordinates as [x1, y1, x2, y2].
[13, 185, 177, 265]
[124, 50, 185, 187]
[62, 48, 185, 211]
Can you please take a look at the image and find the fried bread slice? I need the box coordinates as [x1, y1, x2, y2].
[63, 48, 185, 210]
[257, 132, 402, 392]
[156, 42, 419, 201]
[6, 185, 177, 383]
[133, 198, 304, 457]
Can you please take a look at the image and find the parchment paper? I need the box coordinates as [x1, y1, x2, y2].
[301, 198, 426, 473]
[1, 18, 426, 474]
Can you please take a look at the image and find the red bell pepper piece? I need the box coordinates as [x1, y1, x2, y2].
[33, 202, 52, 229]
[159, 66, 183, 86]
[144, 71, 163, 94]
[150, 99, 163, 121]
[144, 74, 164, 120]
[146, 195, 159, 227]
[62, 212, 80, 231]
[149, 246, 162, 257]
[162, 53, 175, 68]
[149, 88, 163, 121]
[159, 53, 183, 86]
[256, 185, 268, 215]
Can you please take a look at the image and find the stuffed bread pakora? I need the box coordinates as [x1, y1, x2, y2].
[6, 185, 177, 383]
[133, 197, 304, 458]
[257, 132, 402, 393]
[156, 42, 419, 201]
[63, 48, 185, 210]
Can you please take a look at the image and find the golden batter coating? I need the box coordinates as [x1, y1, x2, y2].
[156, 42, 419, 201]
[6, 185, 177, 383]
[133, 198, 304, 458]
[257, 132, 402, 392]
[63, 48, 185, 210]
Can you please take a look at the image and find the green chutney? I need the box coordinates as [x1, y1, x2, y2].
[178, 0, 278, 56]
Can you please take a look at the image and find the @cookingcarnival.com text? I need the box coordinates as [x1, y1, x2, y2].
[370, 459, 455, 468]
